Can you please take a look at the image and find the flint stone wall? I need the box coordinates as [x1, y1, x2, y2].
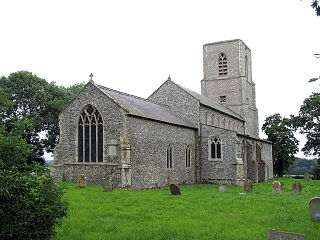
[200, 124, 237, 185]
[127, 115, 196, 189]
[52, 83, 124, 186]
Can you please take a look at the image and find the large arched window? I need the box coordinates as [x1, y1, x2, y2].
[218, 53, 228, 76]
[166, 144, 173, 169]
[78, 105, 103, 162]
[210, 137, 222, 160]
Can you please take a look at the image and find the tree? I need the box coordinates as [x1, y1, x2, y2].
[0, 132, 68, 240]
[0, 71, 85, 163]
[262, 114, 299, 177]
[311, 0, 320, 16]
[292, 91, 320, 178]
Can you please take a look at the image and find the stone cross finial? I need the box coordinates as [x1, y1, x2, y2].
[89, 73, 94, 81]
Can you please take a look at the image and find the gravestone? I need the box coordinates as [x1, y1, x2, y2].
[267, 228, 305, 240]
[304, 173, 311, 181]
[310, 197, 320, 223]
[78, 174, 86, 188]
[169, 184, 181, 195]
[280, 182, 285, 190]
[102, 179, 113, 192]
[219, 185, 226, 192]
[244, 179, 253, 192]
[272, 181, 281, 194]
[292, 182, 302, 194]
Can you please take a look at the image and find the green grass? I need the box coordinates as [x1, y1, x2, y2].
[54, 178, 320, 240]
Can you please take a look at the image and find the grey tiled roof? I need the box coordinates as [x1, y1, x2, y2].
[96, 84, 196, 129]
[176, 83, 244, 121]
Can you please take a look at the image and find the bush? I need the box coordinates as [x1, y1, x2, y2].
[0, 133, 68, 240]
[0, 165, 68, 240]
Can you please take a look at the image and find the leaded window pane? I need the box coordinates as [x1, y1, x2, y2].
[98, 124, 103, 162]
[211, 142, 216, 159]
[78, 125, 83, 162]
[78, 105, 103, 163]
[91, 125, 96, 162]
[217, 142, 221, 159]
[85, 125, 90, 162]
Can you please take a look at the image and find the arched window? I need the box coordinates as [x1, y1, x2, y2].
[166, 144, 173, 169]
[218, 53, 228, 76]
[185, 145, 191, 168]
[78, 105, 103, 162]
[210, 137, 222, 160]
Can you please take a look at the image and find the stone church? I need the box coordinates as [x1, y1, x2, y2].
[51, 39, 273, 189]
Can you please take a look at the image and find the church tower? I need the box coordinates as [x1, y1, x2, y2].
[201, 39, 259, 137]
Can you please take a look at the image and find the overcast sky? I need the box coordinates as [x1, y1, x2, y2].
[1, 0, 319, 159]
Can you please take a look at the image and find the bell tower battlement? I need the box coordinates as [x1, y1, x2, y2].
[201, 39, 259, 138]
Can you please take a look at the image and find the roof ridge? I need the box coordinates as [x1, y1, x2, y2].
[96, 83, 196, 128]
[96, 84, 171, 108]
[175, 82, 243, 120]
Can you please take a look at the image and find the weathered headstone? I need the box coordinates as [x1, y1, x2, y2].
[244, 179, 253, 192]
[78, 174, 87, 188]
[219, 185, 226, 192]
[272, 181, 281, 194]
[304, 173, 311, 181]
[310, 197, 320, 223]
[102, 179, 113, 192]
[292, 182, 302, 194]
[169, 184, 181, 195]
[267, 228, 305, 240]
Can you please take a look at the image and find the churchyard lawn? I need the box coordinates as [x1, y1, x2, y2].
[54, 178, 320, 240]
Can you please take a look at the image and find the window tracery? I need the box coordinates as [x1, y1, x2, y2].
[78, 105, 103, 162]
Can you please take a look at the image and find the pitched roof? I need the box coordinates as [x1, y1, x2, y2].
[176, 83, 244, 121]
[95, 84, 196, 129]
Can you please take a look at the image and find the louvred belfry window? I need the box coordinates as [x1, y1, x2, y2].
[78, 105, 103, 162]
[218, 53, 228, 76]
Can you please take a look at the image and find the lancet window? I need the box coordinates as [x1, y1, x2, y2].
[166, 144, 173, 169]
[78, 105, 103, 162]
[185, 145, 191, 168]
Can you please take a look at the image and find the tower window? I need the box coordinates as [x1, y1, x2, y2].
[218, 53, 228, 76]
[220, 96, 226, 103]
[78, 105, 103, 163]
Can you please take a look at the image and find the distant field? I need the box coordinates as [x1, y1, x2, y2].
[54, 178, 320, 240]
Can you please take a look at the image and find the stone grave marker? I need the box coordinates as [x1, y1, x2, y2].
[272, 181, 281, 194]
[280, 182, 285, 190]
[304, 173, 311, 181]
[292, 182, 302, 194]
[102, 179, 113, 192]
[219, 185, 226, 192]
[78, 174, 87, 188]
[310, 197, 320, 223]
[244, 179, 253, 192]
[267, 228, 305, 240]
[169, 184, 181, 195]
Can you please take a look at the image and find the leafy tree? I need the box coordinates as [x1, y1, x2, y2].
[286, 157, 318, 175]
[262, 113, 299, 177]
[292, 91, 320, 178]
[311, 0, 320, 16]
[0, 71, 85, 163]
[0, 132, 68, 240]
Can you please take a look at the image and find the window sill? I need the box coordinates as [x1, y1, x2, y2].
[208, 159, 222, 162]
